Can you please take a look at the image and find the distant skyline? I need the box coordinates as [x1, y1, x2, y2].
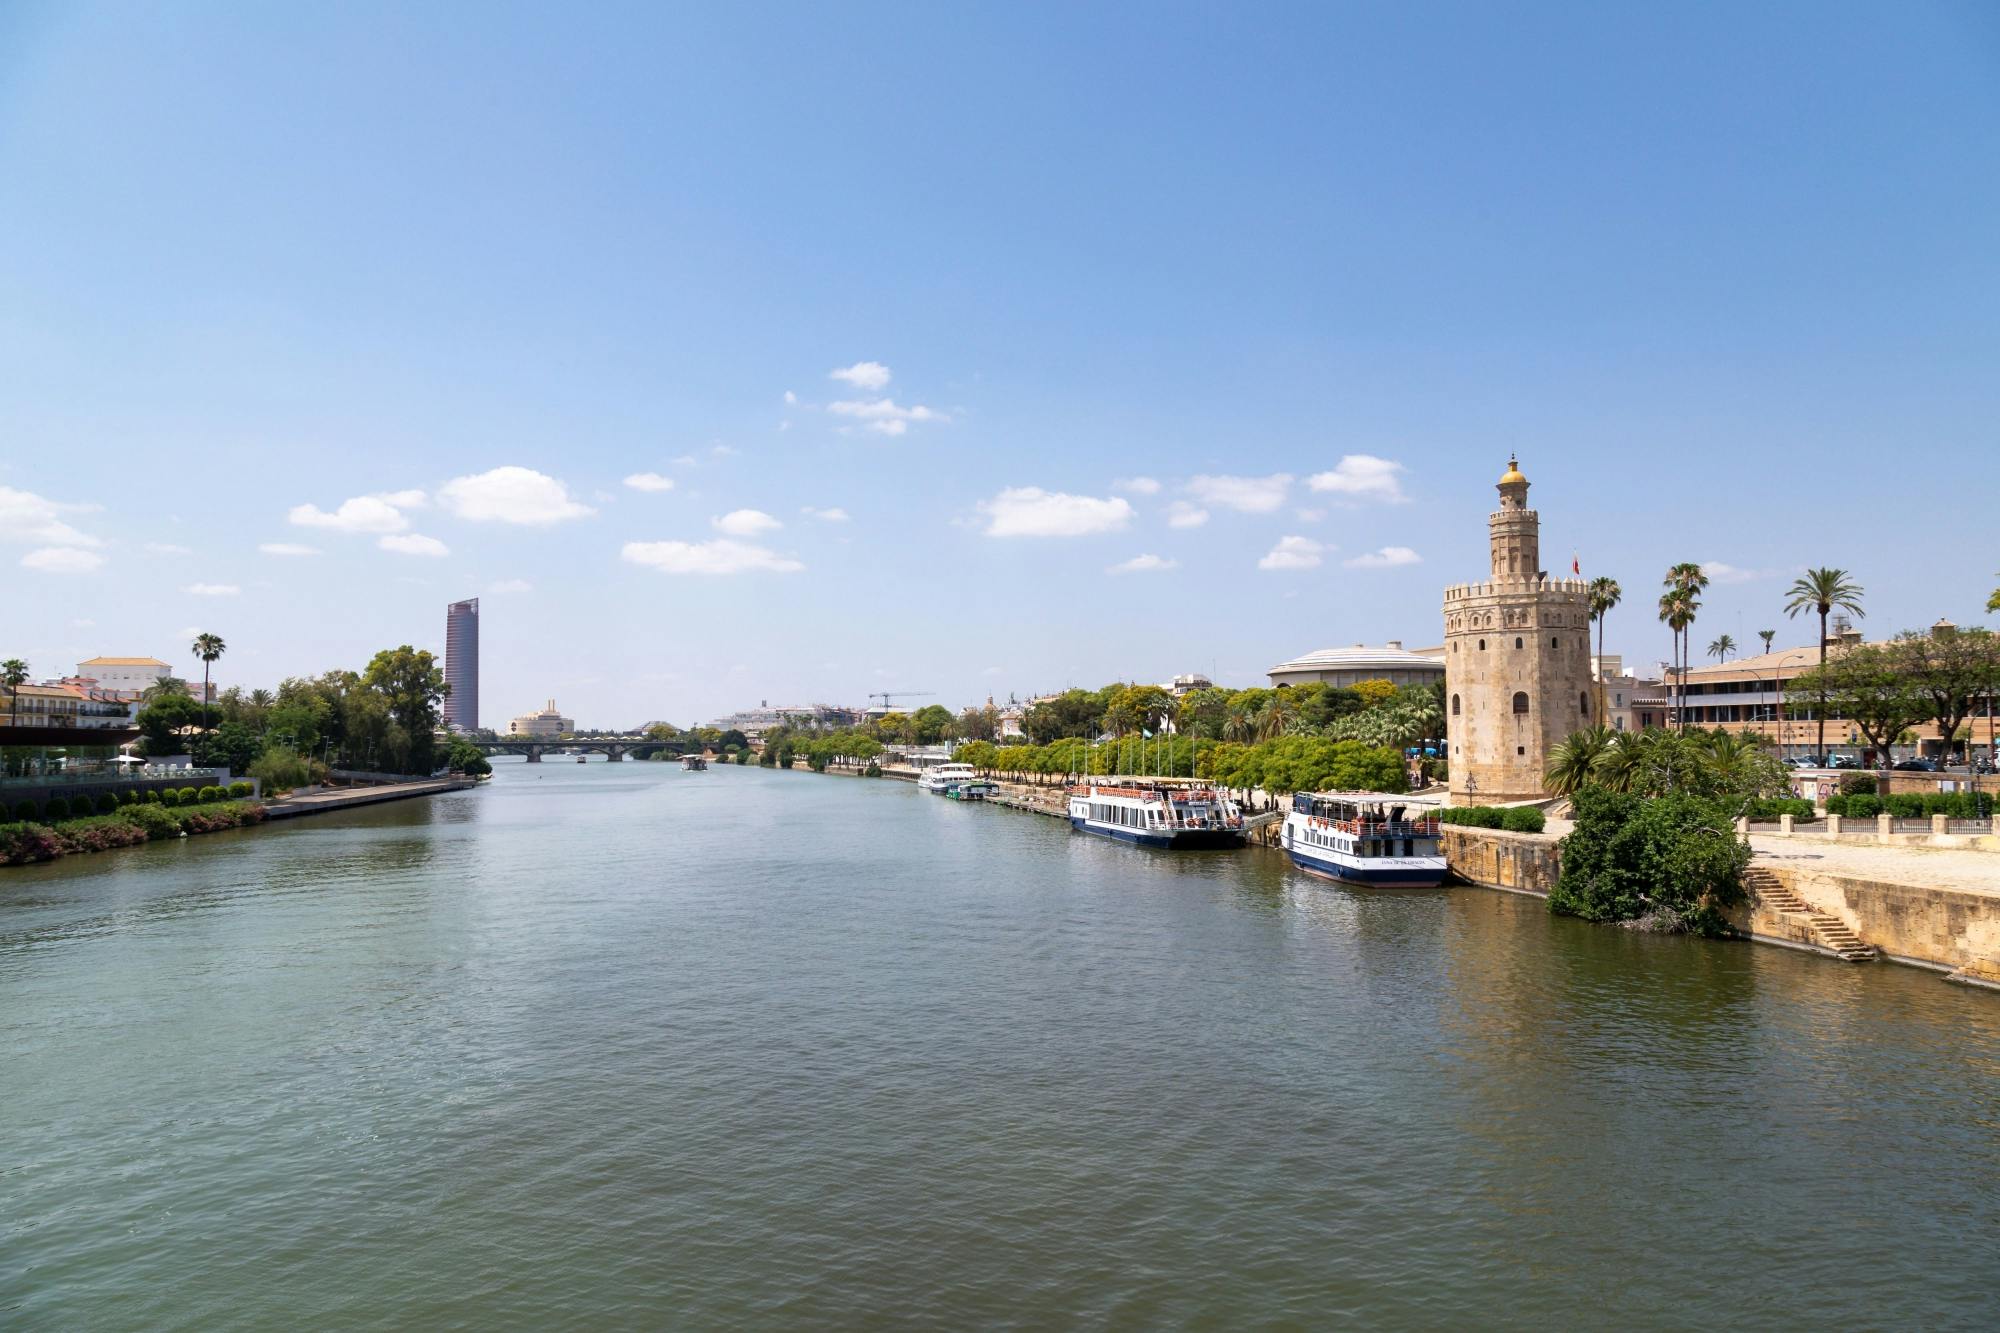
[6, 3, 1998, 725]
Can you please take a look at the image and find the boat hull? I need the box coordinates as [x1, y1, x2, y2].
[1069, 818, 1245, 850]
[1283, 846, 1447, 888]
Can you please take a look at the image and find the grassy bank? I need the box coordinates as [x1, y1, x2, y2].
[0, 800, 267, 867]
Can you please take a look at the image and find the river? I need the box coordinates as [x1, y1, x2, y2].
[3, 761, 1996, 1328]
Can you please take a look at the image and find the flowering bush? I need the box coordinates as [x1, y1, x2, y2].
[53, 815, 150, 854]
[0, 822, 64, 865]
[120, 803, 182, 840]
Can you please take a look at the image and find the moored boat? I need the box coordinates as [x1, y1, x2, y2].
[918, 762, 978, 795]
[681, 753, 708, 771]
[1066, 781, 1245, 849]
[947, 780, 999, 801]
[1280, 792, 1446, 888]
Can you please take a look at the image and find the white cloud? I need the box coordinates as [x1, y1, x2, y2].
[439, 466, 593, 525]
[259, 542, 321, 557]
[1108, 553, 1178, 574]
[375, 489, 429, 509]
[1344, 545, 1422, 569]
[829, 361, 891, 391]
[827, 398, 949, 436]
[622, 538, 804, 575]
[22, 546, 104, 573]
[145, 542, 192, 555]
[489, 578, 533, 594]
[978, 487, 1133, 538]
[784, 390, 798, 405]
[1258, 535, 1325, 572]
[184, 582, 240, 596]
[712, 508, 781, 537]
[802, 506, 850, 522]
[288, 494, 411, 534]
[0, 485, 103, 549]
[379, 533, 450, 557]
[1307, 455, 1408, 503]
[711, 444, 736, 458]
[1295, 507, 1325, 522]
[624, 472, 676, 493]
[1166, 501, 1210, 529]
[1701, 561, 1782, 585]
[70, 617, 96, 628]
[1113, 476, 1162, 495]
[1188, 473, 1292, 513]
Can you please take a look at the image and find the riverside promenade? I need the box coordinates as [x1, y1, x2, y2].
[263, 777, 476, 820]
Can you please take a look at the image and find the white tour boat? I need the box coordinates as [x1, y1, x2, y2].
[1280, 791, 1446, 888]
[917, 761, 978, 794]
[1066, 781, 1245, 849]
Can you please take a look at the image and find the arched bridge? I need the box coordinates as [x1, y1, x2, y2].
[465, 735, 691, 763]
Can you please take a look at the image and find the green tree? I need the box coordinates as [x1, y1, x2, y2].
[1545, 726, 1614, 796]
[1784, 567, 1865, 762]
[190, 632, 226, 731]
[445, 739, 493, 776]
[1706, 633, 1736, 663]
[1884, 625, 2000, 764]
[361, 646, 449, 774]
[192, 721, 262, 773]
[1549, 788, 1749, 935]
[135, 693, 204, 757]
[910, 704, 957, 745]
[1, 658, 26, 726]
[1660, 562, 1708, 730]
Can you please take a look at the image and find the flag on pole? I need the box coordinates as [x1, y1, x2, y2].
[1572, 554, 1581, 576]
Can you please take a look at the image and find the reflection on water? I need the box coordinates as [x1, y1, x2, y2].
[2, 762, 1996, 1328]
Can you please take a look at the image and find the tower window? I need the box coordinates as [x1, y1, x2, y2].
[1451, 694, 1461, 716]
[1517, 746, 1526, 755]
[1512, 692, 1529, 715]
[1514, 637, 1523, 649]
[1581, 692, 1590, 717]
[1478, 639, 1486, 651]
[1551, 637, 1559, 649]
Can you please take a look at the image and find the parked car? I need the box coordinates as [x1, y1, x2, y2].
[1974, 758, 1998, 775]
[1828, 755, 1861, 769]
[1892, 758, 1939, 772]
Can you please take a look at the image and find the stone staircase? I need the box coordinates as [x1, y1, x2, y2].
[1744, 868, 1877, 962]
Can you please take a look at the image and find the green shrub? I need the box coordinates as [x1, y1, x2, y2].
[51, 814, 150, 853]
[1842, 793, 1882, 819]
[1839, 773, 1877, 796]
[1885, 793, 1926, 819]
[248, 747, 311, 793]
[176, 787, 198, 806]
[94, 792, 119, 814]
[1825, 795, 1846, 817]
[0, 822, 63, 865]
[42, 796, 70, 821]
[13, 799, 38, 822]
[122, 789, 139, 806]
[1500, 806, 1546, 834]
[144, 788, 162, 803]
[198, 785, 221, 803]
[1549, 788, 1748, 935]
[228, 781, 252, 798]
[1744, 797, 1815, 822]
[120, 803, 181, 840]
[863, 760, 882, 777]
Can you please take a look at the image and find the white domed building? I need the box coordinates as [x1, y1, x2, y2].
[1265, 642, 1446, 690]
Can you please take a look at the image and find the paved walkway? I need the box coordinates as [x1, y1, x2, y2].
[1750, 834, 2000, 899]
[263, 778, 472, 819]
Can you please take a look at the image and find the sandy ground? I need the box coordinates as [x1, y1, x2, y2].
[1749, 833, 2000, 898]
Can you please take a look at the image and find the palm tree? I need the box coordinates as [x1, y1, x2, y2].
[1784, 568, 1865, 763]
[1758, 629, 1776, 655]
[1255, 691, 1296, 742]
[1222, 706, 1254, 744]
[1545, 726, 1613, 796]
[191, 633, 226, 732]
[1587, 576, 1621, 723]
[1706, 634, 1736, 664]
[2, 658, 27, 727]
[1662, 563, 1709, 730]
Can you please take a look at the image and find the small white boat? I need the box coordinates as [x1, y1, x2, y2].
[918, 762, 978, 794]
[1280, 792, 1446, 888]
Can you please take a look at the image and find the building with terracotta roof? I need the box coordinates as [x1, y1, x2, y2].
[75, 656, 173, 693]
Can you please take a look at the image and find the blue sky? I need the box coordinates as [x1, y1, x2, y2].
[4, 2, 1997, 726]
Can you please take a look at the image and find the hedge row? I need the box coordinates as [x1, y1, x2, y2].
[1827, 791, 1993, 820]
[1743, 797, 1817, 822]
[0, 800, 267, 867]
[1440, 805, 1547, 834]
[6, 782, 253, 824]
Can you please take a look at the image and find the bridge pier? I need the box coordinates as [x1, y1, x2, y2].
[607, 746, 624, 762]
[526, 746, 541, 764]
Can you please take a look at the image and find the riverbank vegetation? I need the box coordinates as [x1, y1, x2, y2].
[0, 799, 267, 867]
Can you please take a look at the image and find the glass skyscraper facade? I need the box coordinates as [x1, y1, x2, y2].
[444, 597, 479, 731]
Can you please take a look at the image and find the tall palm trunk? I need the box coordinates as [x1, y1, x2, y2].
[1817, 606, 1828, 763]
[1595, 614, 1607, 724]
[203, 661, 213, 732]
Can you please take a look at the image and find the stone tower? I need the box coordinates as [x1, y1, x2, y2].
[1442, 456, 1593, 804]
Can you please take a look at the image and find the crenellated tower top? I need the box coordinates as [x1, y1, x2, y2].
[1488, 454, 1540, 581]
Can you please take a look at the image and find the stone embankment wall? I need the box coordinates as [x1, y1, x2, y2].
[1442, 826, 1561, 897]
[1733, 865, 2000, 983]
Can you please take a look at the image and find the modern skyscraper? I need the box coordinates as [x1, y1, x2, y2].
[444, 597, 479, 732]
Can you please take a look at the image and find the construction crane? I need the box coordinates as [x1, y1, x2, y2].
[868, 690, 935, 711]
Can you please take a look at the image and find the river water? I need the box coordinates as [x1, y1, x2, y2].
[2, 761, 1996, 1328]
